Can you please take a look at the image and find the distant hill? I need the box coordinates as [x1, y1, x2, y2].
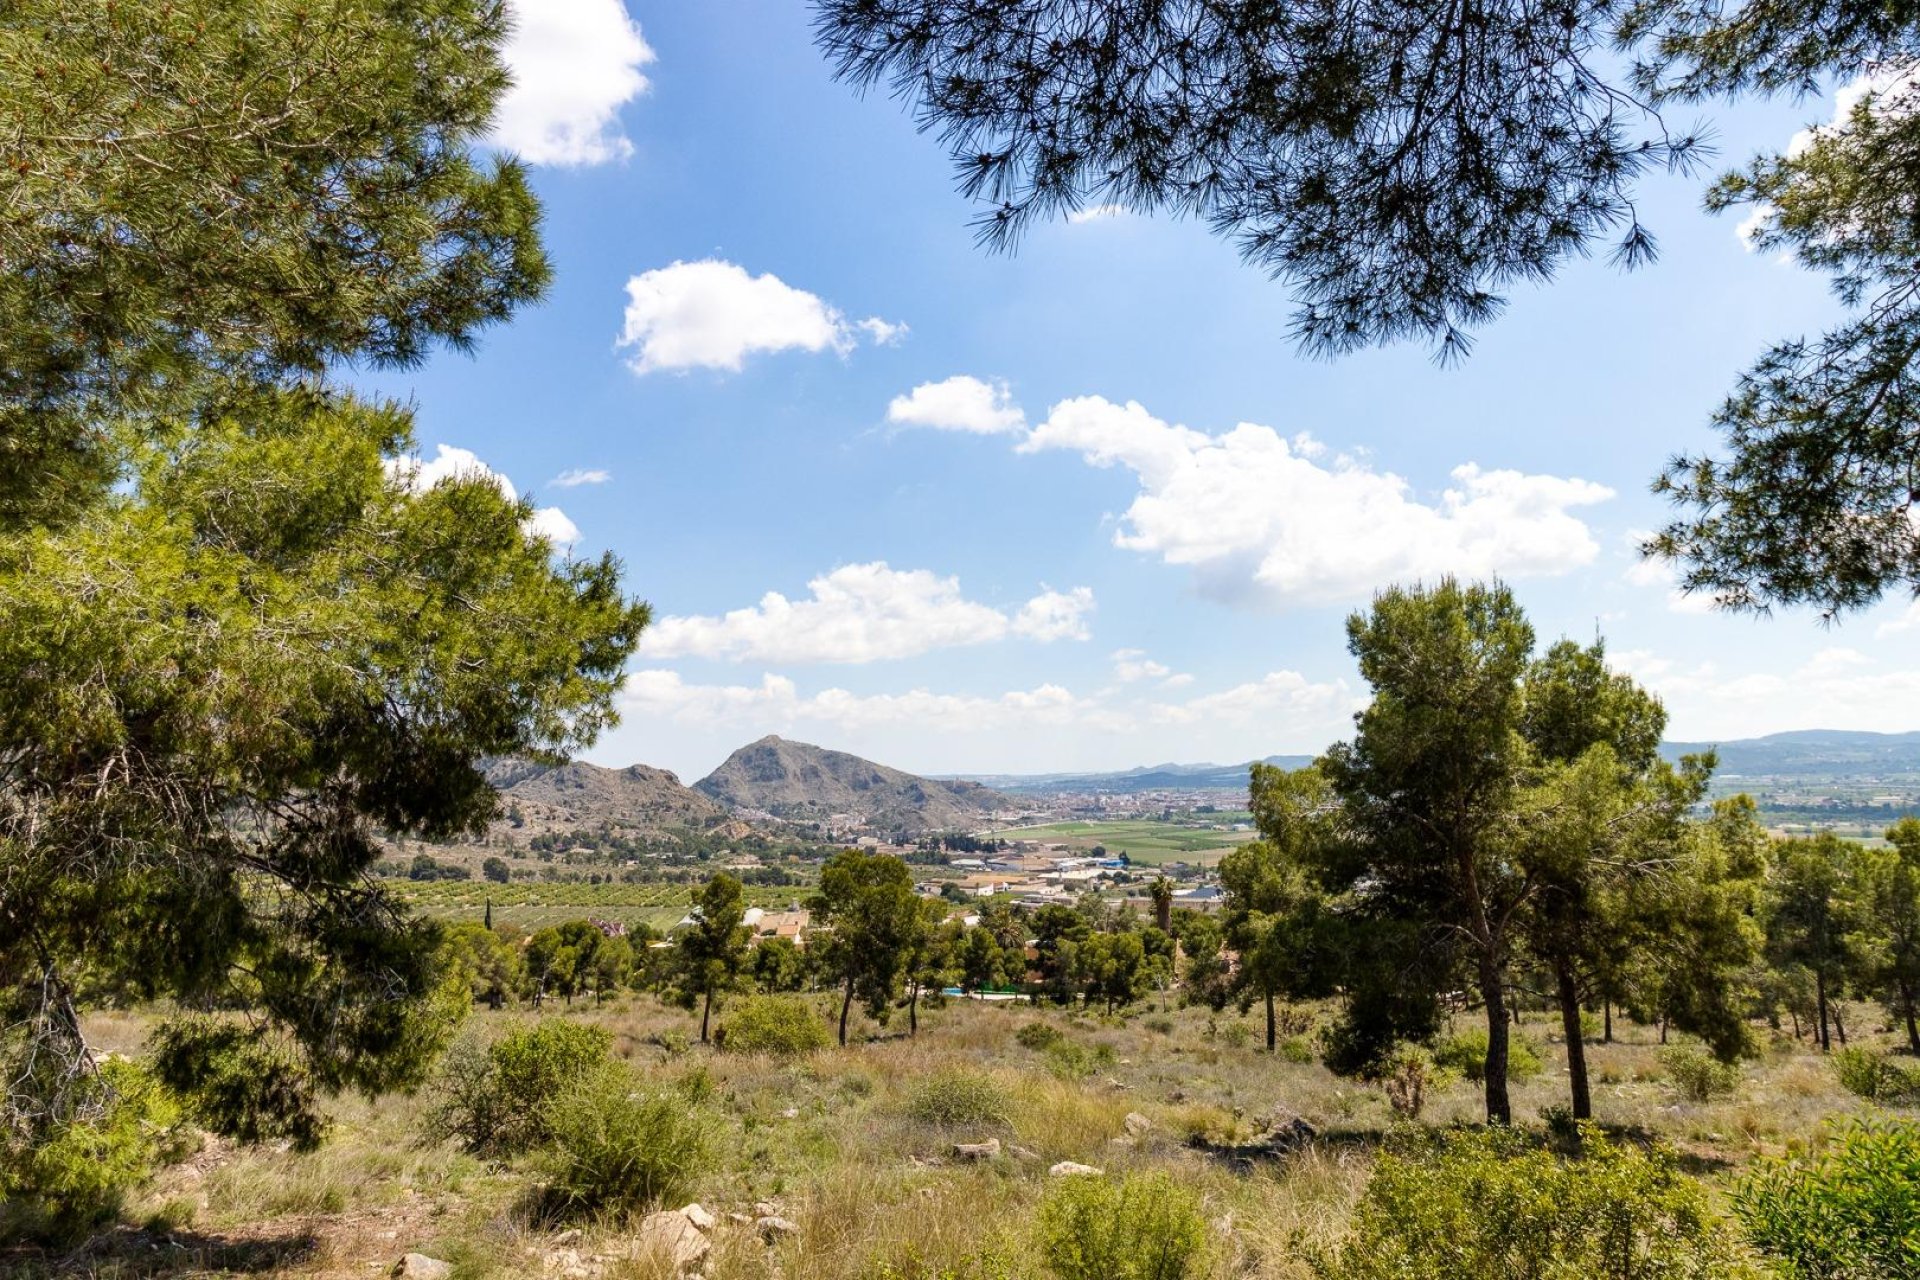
[485, 758, 727, 833]
[962, 756, 1315, 794]
[695, 736, 1008, 832]
[1660, 729, 1920, 777]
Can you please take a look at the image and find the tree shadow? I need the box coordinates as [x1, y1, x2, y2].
[1, 1226, 318, 1278]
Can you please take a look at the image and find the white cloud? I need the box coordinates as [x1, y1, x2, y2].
[386, 444, 578, 547]
[1067, 204, 1128, 224]
[551, 468, 610, 488]
[1615, 646, 1920, 743]
[858, 317, 911, 346]
[1622, 533, 1718, 615]
[1740, 64, 1920, 249]
[495, 0, 654, 167]
[887, 375, 1027, 435]
[1112, 649, 1170, 683]
[618, 260, 903, 375]
[1015, 396, 1613, 607]
[638, 563, 1094, 664]
[1012, 587, 1096, 642]
[1877, 600, 1920, 638]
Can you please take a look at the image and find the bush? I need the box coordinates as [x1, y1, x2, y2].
[1735, 1118, 1920, 1280]
[1660, 1046, 1741, 1103]
[1312, 1128, 1754, 1280]
[536, 1062, 714, 1218]
[1017, 1021, 1064, 1051]
[424, 1020, 612, 1155]
[1382, 1047, 1436, 1120]
[1036, 1171, 1211, 1280]
[1042, 1038, 1116, 1080]
[1431, 1028, 1542, 1083]
[0, 1059, 191, 1243]
[906, 1069, 1008, 1130]
[1279, 1036, 1316, 1065]
[714, 995, 831, 1057]
[1833, 1048, 1920, 1103]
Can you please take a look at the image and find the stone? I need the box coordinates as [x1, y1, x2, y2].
[1124, 1111, 1153, 1136]
[550, 1229, 583, 1246]
[753, 1200, 784, 1218]
[680, 1202, 717, 1232]
[952, 1138, 1001, 1161]
[393, 1256, 452, 1280]
[1007, 1144, 1039, 1161]
[1049, 1161, 1103, 1177]
[756, 1215, 800, 1242]
[635, 1210, 710, 1274]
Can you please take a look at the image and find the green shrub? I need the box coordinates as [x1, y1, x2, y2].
[906, 1069, 1008, 1130]
[424, 1020, 612, 1155]
[1312, 1127, 1754, 1280]
[715, 995, 831, 1057]
[1734, 1117, 1920, 1280]
[1017, 1021, 1064, 1051]
[1381, 1047, 1436, 1120]
[0, 1059, 190, 1243]
[1660, 1046, 1741, 1103]
[1833, 1048, 1920, 1103]
[1219, 1019, 1253, 1049]
[1279, 1036, 1315, 1065]
[1431, 1028, 1542, 1083]
[536, 1062, 714, 1218]
[1144, 1016, 1175, 1036]
[1036, 1171, 1211, 1280]
[1042, 1038, 1116, 1080]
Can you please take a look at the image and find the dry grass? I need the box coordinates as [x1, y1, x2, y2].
[34, 995, 1907, 1279]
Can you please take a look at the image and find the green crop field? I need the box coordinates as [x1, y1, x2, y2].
[988, 819, 1257, 865]
[392, 880, 805, 933]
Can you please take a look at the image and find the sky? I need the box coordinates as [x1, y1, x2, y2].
[357, 0, 1920, 782]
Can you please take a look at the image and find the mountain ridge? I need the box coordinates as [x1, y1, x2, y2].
[693, 735, 1008, 832]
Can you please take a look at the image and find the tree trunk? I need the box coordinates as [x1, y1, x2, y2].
[1902, 980, 1920, 1054]
[1833, 1001, 1848, 1046]
[1264, 988, 1276, 1053]
[1603, 998, 1612, 1044]
[839, 978, 855, 1047]
[1479, 954, 1513, 1126]
[701, 988, 713, 1044]
[1816, 968, 1831, 1052]
[1556, 959, 1592, 1121]
[909, 980, 920, 1036]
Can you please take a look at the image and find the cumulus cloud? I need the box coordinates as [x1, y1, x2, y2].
[1015, 396, 1613, 607]
[1112, 649, 1170, 682]
[887, 375, 1027, 435]
[550, 468, 610, 488]
[638, 563, 1095, 664]
[618, 260, 903, 375]
[858, 317, 911, 346]
[1615, 646, 1920, 742]
[386, 444, 578, 547]
[1013, 587, 1096, 642]
[495, 0, 654, 167]
[1067, 204, 1128, 224]
[1739, 64, 1920, 248]
[620, 667, 1350, 741]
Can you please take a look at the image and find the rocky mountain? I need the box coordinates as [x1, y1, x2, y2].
[694, 736, 1008, 833]
[485, 758, 727, 834]
[964, 755, 1317, 794]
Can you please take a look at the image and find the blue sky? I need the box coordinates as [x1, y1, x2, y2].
[361, 1, 1920, 781]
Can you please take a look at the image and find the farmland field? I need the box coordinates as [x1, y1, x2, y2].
[391, 879, 805, 933]
[989, 818, 1258, 865]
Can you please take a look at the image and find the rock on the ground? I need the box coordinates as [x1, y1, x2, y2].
[680, 1202, 717, 1232]
[1049, 1161, 1103, 1177]
[756, 1215, 800, 1242]
[1124, 1112, 1153, 1136]
[953, 1138, 1001, 1161]
[394, 1256, 452, 1280]
[635, 1209, 711, 1274]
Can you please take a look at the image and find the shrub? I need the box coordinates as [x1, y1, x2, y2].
[424, 1020, 612, 1155]
[536, 1062, 714, 1218]
[1382, 1047, 1436, 1120]
[1036, 1171, 1211, 1280]
[1017, 1021, 1064, 1051]
[1833, 1047, 1920, 1103]
[1312, 1128, 1754, 1279]
[1734, 1117, 1920, 1279]
[906, 1069, 1008, 1130]
[1660, 1046, 1741, 1103]
[1279, 1036, 1316, 1065]
[715, 995, 831, 1057]
[1144, 1015, 1175, 1035]
[1432, 1028, 1542, 1083]
[1043, 1038, 1116, 1080]
[1219, 1019, 1254, 1049]
[0, 1059, 190, 1243]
